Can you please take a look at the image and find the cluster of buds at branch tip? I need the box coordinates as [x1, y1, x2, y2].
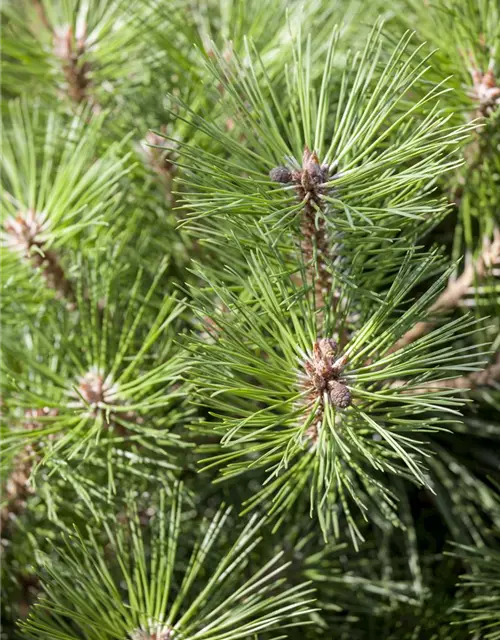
[129, 625, 174, 640]
[31, 1, 98, 109]
[76, 370, 118, 409]
[467, 57, 500, 118]
[269, 147, 329, 200]
[3, 209, 75, 307]
[299, 338, 351, 443]
[4, 209, 48, 254]
[69, 369, 143, 435]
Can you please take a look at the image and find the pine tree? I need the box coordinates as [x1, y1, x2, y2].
[1, 0, 500, 638]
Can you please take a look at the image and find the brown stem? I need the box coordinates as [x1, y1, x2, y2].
[53, 24, 93, 105]
[395, 58, 499, 354]
[270, 150, 351, 443]
[1, 408, 57, 534]
[300, 197, 333, 313]
[393, 353, 500, 394]
[142, 130, 177, 208]
[31, 0, 53, 33]
[4, 210, 75, 307]
[389, 229, 500, 354]
[270, 147, 333, 328]
[31, 247, 75, 304]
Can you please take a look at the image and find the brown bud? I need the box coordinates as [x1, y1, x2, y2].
[302, 146, 318, 167]
[308, 163, 324, 184]
[269, 166, 293, 183]
[312, 373, 327, 392]
[328, 379, 352, 409]
[317, 338, 337, 360]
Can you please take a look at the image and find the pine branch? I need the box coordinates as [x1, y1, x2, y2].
[1, 101, 131, 309]
[187, 249, 487, 542]
[2, 248, 190, 499]
[175, 24, 472, 248]
[4, 210, 75, 306]
[397, 1, 500, 248]
[270, 147, 333, 325]
[3, 2, 500, 637]
[2, 0, 164, 109]
[53, 23, 93, 107]
[395, 353, 500, 394]
[1, 408, 57, 534]
[390, 228, 500, 353]
[21, 488, 317, 640]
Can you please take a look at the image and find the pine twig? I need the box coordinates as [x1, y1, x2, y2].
[4, 210, 75, 306]
[392, 353, 500, 395]
[31, 0, 53, 33]
[141, 130, 178, 207]
[394, 56, 500, 354]
[53, 24, 93, 106]
[1, 408, 57, 534]
[449, 57, 500, 208]
[270, 149, 346, 444]
[31, 1, 93, 105]
[270, 146, 333, 322]
[389, 229, 500, 354]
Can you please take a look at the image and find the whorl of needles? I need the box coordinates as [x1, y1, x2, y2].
[4, 209, 75, 304]
[298, 338, 351, 443]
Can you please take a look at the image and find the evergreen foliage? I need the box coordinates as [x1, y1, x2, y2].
[1, 0, 500, 638]
[20, 488, 317, 640]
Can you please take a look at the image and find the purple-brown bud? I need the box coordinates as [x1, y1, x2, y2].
[269, 166, 293, 183]
[328, 379, 352, 409]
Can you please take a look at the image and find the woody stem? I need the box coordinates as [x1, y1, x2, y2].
[389, 230, 500, 354]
